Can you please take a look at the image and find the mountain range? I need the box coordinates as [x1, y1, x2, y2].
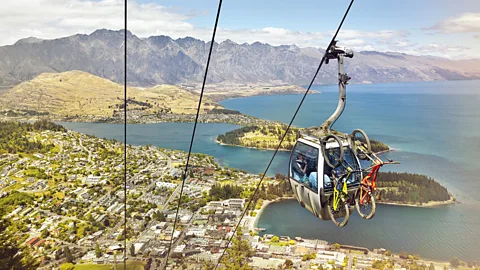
[1, 29, 479, 87]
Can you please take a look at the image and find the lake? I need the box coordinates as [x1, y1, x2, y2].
[60, 79, 480, 261]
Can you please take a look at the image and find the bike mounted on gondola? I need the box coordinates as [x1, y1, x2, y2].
[288, 41, 400, 227]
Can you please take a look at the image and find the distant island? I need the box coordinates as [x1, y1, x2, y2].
[216, 124, 390, 153]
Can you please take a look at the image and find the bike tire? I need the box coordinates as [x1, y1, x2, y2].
[355, 188, 376, 220]
[327, 196, 350, 227]
[321, 134, 345, 168]
[351, 129, 372, 160]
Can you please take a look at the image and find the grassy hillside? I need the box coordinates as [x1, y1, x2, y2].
[0, 71, 221, 117]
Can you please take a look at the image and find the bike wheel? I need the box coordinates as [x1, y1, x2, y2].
[351, 129, 371, 160]
[327, 196, 350, 227]
[321, 134, 345, 168]
[355, 187, 376, 220]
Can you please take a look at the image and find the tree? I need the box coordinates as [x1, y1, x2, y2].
[0, 219, 39, 269]
[40, 229, 50, 239]
[104, 218, 111, 227]
[130, 244, 135, 256]
[64, 246, 73, 263]
[203, 261, 215, 270]
[153, 211, 166, 222]
[271, 236, 279, 243]
[95, 242, 102, 258]
[450, 257, 460, 268]
[429, 263, 436, 270]
[284, 259, 294, 269]
[220, 227, 254, 270]
[333, 243, 340, 250]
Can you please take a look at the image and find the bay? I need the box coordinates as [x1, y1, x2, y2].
[60, 80, 480, 261]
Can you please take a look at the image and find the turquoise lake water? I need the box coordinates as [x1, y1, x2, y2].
[60, 79, 480, 261]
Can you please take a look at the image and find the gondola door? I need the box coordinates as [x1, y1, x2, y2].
[289, 139, 329, 220]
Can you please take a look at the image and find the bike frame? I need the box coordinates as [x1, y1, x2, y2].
[358, 163, 381, 204]
[332, 171, 352, 211]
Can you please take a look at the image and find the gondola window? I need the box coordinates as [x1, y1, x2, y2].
[290, 142, 319, 192]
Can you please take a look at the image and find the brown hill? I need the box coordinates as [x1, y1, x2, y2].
[0, 71, 220, 117]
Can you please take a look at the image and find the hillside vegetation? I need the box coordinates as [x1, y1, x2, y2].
[217, 124, 299, 150]
[0, 71, 221, 118]
[0, 120, 66, 154]
[377, 172, 452, 204]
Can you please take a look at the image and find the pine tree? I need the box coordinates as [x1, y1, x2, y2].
[64, 246, 73, 263]
[95, 242, 102, 258]
[130, 244, 135, 256]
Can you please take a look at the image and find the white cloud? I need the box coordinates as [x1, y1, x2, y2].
[427, 12, 480, 33]
[0, 0, 477, 58]
[215, 27, 326, 47]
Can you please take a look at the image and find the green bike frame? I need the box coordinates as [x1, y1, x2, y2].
[333, 168, 352, 211]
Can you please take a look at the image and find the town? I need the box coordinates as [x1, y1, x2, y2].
[0, 125, 463, 270]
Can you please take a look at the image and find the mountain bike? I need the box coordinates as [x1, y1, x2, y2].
[327, 167, 358, 227]
[354, 155, 400, 219]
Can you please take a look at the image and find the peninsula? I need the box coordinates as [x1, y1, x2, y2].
[0, 71, 310, 126]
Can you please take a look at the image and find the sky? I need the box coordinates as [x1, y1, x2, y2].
[1, 0, 479, 59]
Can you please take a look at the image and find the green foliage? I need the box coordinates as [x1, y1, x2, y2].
[0, 219, 39, 269]
[271, 236, 279, 243]
[130, 244, 135, 256]
[377, 172, 451, 204]
[302, 253, 316, 261]
[220, 227, 254, 270]
[207, 108, 241, 115]
[0, 192, 34, 217]
[95, 242, 102, 258]
[0, 120, 65, 154]
[217, 124, 298, 150]
[64, 246, 73, 263]
[209, 183, 244, 201]
[60, 263, 75, 270]
[370, 139, 389, 153]
[152, 211, 166, 222]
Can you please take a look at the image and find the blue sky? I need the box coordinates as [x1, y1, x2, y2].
[1, 0, 479, 58]
[134, 0, 480, 58]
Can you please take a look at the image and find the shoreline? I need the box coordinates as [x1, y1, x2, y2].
[376, 195, 456, 208]
[248, 197, 295, 231]
[249, 197, 455, 265]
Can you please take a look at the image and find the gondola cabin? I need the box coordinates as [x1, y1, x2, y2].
[288, 135, 361, 220]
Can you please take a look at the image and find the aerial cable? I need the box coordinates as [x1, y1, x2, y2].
[165, 0, 223, 266]
[214, 0, 355, 268]
[123, 0, 127, 268]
